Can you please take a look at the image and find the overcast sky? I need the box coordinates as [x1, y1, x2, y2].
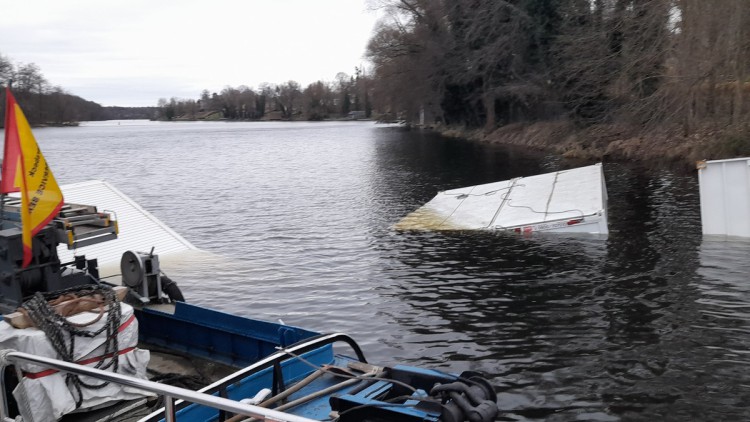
[0, 1, 381, 107]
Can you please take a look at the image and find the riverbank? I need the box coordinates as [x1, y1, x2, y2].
[436, 120, 750, 170]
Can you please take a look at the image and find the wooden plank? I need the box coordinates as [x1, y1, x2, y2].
[3, 286, 129, 329]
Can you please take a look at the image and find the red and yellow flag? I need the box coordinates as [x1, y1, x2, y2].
[2, 87, 64, 267]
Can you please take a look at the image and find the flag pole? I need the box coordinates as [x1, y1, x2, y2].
[0, 79, 10, 229]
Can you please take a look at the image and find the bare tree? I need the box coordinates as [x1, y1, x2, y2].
[0, 54, 12, 88]
[447, 1, 538, 130]
[303, 81, 335, 120]
[14, 62, 48, 94]
[277, 81, 302, 118]
[367, 1, 452, 124]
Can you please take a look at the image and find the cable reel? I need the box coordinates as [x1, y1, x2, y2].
[120, 249, 168, 304]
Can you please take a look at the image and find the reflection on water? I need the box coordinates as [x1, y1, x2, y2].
[33, 121, 750, 420]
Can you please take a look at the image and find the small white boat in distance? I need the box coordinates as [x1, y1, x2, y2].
[395, 163, 609, 234]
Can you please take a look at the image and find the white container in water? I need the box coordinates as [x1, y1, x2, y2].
[698, 157, 750, 238]
[395, 163, 609, 234]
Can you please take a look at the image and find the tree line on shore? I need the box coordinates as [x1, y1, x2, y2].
[4, 0, 749, 147]
[0, 49, 377, 123]
[366, 0, 749, 142]
[0, 54, 155, 126]
[156, 67, 375, 122]
[160, 0, 750, 148]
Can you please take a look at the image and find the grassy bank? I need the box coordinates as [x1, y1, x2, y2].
[436, 121, 750, 171]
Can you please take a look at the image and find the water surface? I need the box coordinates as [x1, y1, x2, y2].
[35, 120, 750, 420]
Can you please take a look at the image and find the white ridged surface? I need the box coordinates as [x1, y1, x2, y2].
[56, 180, 196, 266]
[396, 163, 608, 233]
[698, 157, 750, 237]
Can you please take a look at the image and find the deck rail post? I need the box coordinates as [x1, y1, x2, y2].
[164, 395, 175, 422]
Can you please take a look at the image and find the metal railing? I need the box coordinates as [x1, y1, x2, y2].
[0, 349, 318, 422]
[141, 332, 369, 421]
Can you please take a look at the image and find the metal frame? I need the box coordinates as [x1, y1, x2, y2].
[141, 332, 367, 421]
[0, 349, 318, 422]
[0, 333, 366, 422]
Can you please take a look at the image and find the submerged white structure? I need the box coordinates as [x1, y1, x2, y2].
[698, 157, 750, 238]
[395, 163, 609, 234]
[57, 180, 197, 266]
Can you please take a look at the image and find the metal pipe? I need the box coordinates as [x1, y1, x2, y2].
[232, 368, 382, 422]
[164, 395, 175, 422]
[259, 369, 325, 408]
[224, 370, 326, 422]
[0, 361, 7, 419]
[236, 377, 366, 422]
[275, 377, 361, 412]
[191, 332, 366, 403]
[0, 350, 318, 422]
[273, 367, 381, 413]
[141, 332, 367, 421]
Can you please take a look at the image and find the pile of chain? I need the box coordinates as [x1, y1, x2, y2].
[19, 284, 122, 408]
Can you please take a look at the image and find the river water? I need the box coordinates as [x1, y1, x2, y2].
[34, 120, 750, 420]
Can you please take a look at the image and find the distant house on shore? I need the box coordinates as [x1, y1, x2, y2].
[347, 110, 366, 120]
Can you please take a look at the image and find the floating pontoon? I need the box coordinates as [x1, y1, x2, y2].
[395, 163, 608, 234]
[56, 180, 197, 265]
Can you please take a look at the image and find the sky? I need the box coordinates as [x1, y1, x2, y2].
[0, 0, 382, 107]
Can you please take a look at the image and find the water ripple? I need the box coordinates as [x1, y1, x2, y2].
[30, 121, 750, 420]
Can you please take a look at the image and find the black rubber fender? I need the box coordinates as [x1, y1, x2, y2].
[161, 275, 185, 302]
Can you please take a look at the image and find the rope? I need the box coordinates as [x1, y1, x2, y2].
[503, 201, 585, 218]
[441, 184, 517, 199]
[19, 284, 122, 409]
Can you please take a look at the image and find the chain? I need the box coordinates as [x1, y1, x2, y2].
[19, 284, 122, 408]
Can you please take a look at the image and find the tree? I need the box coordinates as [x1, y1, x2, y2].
[220, 86, 241, 118]
[199, 90, 211, 111]
[551, 0, 618, 123]
[14, 62, 47, 94]
[157, 98, 176, 120]
[49, 86, 73, 124]
[366, 1, 452, 124]
[666, 0, 750, 133]
[276, 81, 302, 118]
[256, 83, 274, 117]
[0, 54, 12, 88]
[303, 81, 334, 120]
[446, 1, 538, 130]
[237, 85, 257, 119]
